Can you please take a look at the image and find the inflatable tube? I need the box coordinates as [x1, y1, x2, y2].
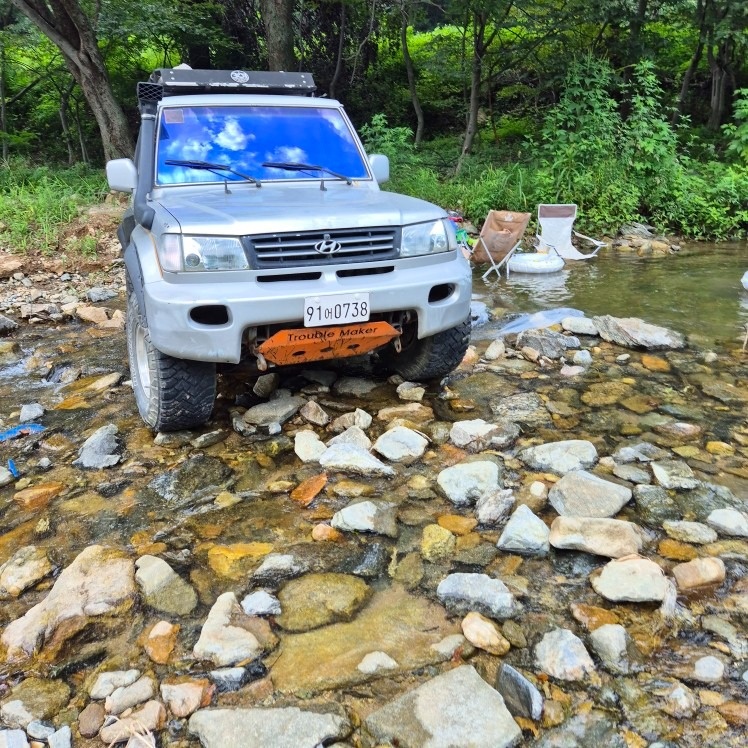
[742, 270, 748, 290]
[507, 252, 565, 274]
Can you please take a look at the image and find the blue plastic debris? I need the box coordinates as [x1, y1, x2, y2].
[7, 459, 19, 478]
[0, 423, 46, 443]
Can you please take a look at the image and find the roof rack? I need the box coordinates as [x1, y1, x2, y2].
[148, 68, 316, 98]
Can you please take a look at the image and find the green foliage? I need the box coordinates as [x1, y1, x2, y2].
[0, 160, 107, 254]
[722, 89, 748, 163]
[359, 114, 419, 169]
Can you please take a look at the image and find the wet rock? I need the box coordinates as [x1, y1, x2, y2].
[538, 709, 627, 747]
[692, 655, 725, 683]
[207, 542, 273, 579]
[516, 328, 580, 359]
[276, 573, 371, 632]
[252, 372, 279, 398]
[160, 679, 214, 718]
[461, 611, 511, 655]
[240, 590, 281, 616]
[99, 700, 166, 744]
[707, 508, 748, 537]
[376, 402, 434, 425]
[495, 663, 543, 720]
[589, 623, 631, 674]
[144, 620, 180, 664]
[0, 730, 28, 748]
[90, 670, 141, 699]
[449, 418, 519, 452]
[672, 557, 725, 590]
[18, 403, 44, 422]
[0, 678, 70, 728]
[0, 465, 13, 488]
[662, 520, 717, 544]
[135, 555, 198, 615]
[148, 455, 233, 508]
[613, 441, 669, 463]
[77, 702, 105, 737]
[436, 573, 518, 619]
[550, 517, 642, 558]
[335, 376, 379, 396]
[592, 315, 685, 349]
[651, 459, 699, 490]
[357, 651, 398, 674]
[105, 674, 155, 715]
[299, 399, 330, 426]
[497, 505, 550, 555]
[243, 395, 305, 426]
[677, 482, 743, 521]
[396, 381, 425, 401]
[189, 706, 350, 748]
[330, 408, 372, 433]
[421, 524, 456, 562]
[318, 443, 395, 477]
[372, 426, 428, 463]
[701, 380, 748, 404]
[326, 425, 372, 450]
[294, 430, 326, 463]
[0, 313, 19, 333]
[0, 546, 54, 599]
[272, 585, 458, 693]
[26, 721, 54, 741]
[633, 484, 681, 526]
[12, 482, 63, 511]
[193, 592, 275, 667]
[612, 462, 650, 484]
[549, 470, 632, 517]
[475, 488, 514, 527]
[660, 680, 698, 718]
[437, 461, 500, 507]
[251, 553, 307, 586]
[1, 545, 135, 662]
[490, 391, 552, 427]
[72, 423, 121, 468]
[331, 500, 398, 537]
[535, 628, 596, 681]
[519, 439, 598, 475]
[590, 556, 668, 602]
[190, 430, 228, 449]
[364, 665, 521, 748]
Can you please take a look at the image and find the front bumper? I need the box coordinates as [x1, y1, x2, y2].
[142, 252, 472, 363]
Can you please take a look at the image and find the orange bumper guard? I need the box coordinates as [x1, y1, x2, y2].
[258, 321, 400, 366]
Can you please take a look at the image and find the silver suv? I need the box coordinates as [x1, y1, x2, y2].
[106, 68, 472, 431]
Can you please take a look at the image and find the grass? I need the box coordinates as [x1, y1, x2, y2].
[0, 159, 108, 255]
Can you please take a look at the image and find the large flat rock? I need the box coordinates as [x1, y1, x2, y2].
[270, 585, 460, 694]
[364, 665, 521, 748]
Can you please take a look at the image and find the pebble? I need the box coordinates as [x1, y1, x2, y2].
[475, 488, 515, 525]
[104, 675, 156, 715]
[672, 557, 725, 590]
[372, 426, 428, 463]
[692, 655, 725, 683]
[550, 516, 642, 558]
[437, 461, 500, 506]
[357, 651, 398, 674]
[535, 628, 596, 681]
[707, 508, 748, 537]
[77, 702, 105, 738]
[90, 670, 141, 700]
[495, 663, 543, 720]
[662, 520, 717, 544]
[421, 524, 456, 562]
[461, 611, 511, 655]
[549, 470, 632, 517]
[318, 443, 395, 477]
[496, 505, 550, 555]
[240, 590, 281, 616]
[331, 500, 398, 537]
[519, 439, 598, 474]
[591, 556, 669, 602]
[436, 573, 518, 619]
[589, 623, 631, 674]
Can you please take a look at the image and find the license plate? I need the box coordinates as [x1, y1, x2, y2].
[304, 293, 370, 327]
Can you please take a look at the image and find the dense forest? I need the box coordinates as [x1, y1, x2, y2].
[0, 0, 747, 246]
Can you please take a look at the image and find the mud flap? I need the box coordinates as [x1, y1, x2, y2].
[258, 321, 399, 366]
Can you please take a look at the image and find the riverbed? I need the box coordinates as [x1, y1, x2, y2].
[0, 247, 746, 747]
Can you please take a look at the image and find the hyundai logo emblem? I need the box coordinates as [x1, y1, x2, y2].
[314, 238, 342, 255]
[230, 70, 250, 83]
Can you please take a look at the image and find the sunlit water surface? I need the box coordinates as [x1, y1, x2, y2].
[472, 242, 748, 348]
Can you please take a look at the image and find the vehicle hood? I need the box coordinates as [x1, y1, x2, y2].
[155, 185, 447, 235]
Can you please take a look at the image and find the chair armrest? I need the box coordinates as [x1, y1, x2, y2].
[573, 230, 607, 247]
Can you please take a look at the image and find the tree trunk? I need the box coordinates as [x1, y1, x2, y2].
[673, 0, 707, 125]
[708, 36, 732, 130]
[0, 42, 7, 161]
[400, 2, 423, 145]
[59, 77, 75, 165]
[259, 0, 295, 71]
[10, 0, 133, 161]
[329, 2, 345, 99]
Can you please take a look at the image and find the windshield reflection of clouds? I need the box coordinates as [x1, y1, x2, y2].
[156, 105, 368, 185]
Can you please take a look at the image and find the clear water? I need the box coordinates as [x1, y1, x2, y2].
[472, 242, 748, 347]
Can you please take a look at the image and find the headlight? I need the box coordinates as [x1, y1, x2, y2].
[157, 235, 249, 272]
[400, 219, 456, 257]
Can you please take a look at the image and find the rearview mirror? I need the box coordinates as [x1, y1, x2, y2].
[368, 154, 389, 184]
[106, 158, 138, 192]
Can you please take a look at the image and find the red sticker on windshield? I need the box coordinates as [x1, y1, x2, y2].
[163, 109, 184, 124]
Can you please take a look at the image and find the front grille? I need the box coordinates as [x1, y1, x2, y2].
[245, 227, 399, 268]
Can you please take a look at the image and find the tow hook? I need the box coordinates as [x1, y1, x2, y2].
[255, 351, 268, 371]
[394, 336, 402, 353]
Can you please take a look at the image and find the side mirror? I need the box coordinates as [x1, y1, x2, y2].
[106, 158, 138, 192]
[368, 154, 389, 184]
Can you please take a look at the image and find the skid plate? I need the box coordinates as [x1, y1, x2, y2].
[258, 321, 399, 366]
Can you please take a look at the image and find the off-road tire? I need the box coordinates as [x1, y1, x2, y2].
[380, 316, 471, 381]
[127, 292, 216, 431]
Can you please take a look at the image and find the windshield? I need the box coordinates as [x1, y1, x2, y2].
[155, 105, 370, 186]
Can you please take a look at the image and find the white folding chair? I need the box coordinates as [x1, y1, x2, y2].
[537, 204, 607, 260]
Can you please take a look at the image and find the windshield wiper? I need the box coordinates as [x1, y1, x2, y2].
[262, 161, 352, 190]
[164, 159, 261, 188]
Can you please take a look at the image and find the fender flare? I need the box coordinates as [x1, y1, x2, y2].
[124, 243, 147, 325]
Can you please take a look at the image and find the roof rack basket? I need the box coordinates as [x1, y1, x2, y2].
[148, 68, 316, 97]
